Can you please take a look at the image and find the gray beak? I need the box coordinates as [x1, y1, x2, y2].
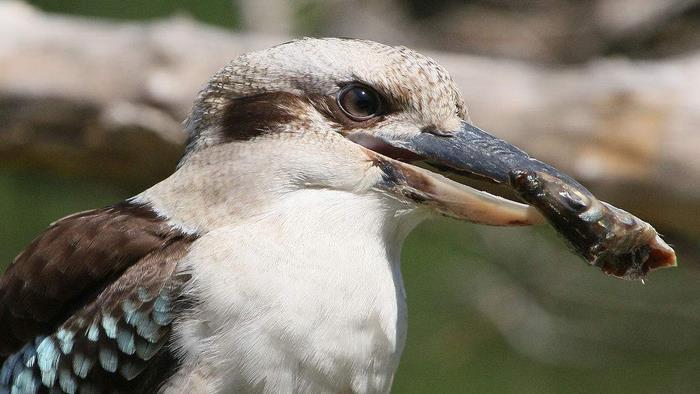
[386, 121, 582, 187]
[356, 121, 676, 280]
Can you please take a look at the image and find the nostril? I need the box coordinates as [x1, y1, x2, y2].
[421, 125, 453, 136]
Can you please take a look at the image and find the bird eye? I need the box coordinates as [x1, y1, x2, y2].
[337, 84, 382, 121]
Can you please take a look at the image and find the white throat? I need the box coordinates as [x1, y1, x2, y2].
[159, 187, 428, 393]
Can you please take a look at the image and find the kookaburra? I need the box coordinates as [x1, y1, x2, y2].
[0, 38, 675, 393]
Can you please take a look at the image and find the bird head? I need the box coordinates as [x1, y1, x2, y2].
[140, 36, 676, 279]
[168, 37, 548, 230]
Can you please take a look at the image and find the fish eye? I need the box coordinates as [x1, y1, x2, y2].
[337, 84, 382, 121]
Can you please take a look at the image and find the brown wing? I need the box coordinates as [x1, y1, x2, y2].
[0, 201, 193, 357]
[1, 237, 193, 393]
[0, 201, 198, 392]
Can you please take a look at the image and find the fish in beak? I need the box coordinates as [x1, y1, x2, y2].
[351, 121, 676, 281]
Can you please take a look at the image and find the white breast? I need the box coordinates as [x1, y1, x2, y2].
[165, 188, 427, 393]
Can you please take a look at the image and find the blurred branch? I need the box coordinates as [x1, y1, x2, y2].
[1, 1, 699, 237]
[0, 1, 282, 188]
[238, 0, 292, 36]
[595, 0, 697, 41]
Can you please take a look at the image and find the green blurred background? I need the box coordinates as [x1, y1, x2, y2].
[3, 1, 700, 393]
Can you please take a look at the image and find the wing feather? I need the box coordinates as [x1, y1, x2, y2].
[0, 201, 197, 392]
